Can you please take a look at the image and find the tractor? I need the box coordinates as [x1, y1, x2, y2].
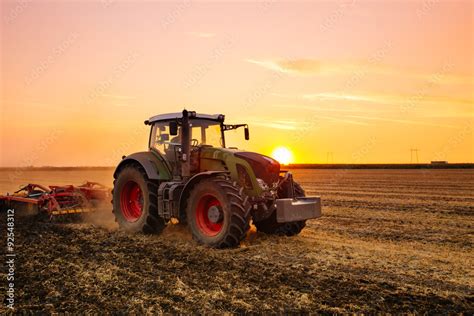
[112, 110, 321, 248]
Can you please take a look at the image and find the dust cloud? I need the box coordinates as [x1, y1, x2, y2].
[82, 201, 117, 230]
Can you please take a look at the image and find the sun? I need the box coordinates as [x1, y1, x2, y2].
[271, 147, 294, 165]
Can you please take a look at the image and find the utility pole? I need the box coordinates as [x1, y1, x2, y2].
[410, 148, 419, 163]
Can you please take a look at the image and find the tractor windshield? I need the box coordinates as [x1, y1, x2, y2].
[190, 119, 223, 148]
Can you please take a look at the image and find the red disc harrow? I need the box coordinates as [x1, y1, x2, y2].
[0, 182, 111, 218]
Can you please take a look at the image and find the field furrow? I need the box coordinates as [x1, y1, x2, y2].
[0, 168, 472, 313]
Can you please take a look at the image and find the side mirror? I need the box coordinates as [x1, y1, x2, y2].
[244, 126, 250, 140]
[169, 121, 178, 136]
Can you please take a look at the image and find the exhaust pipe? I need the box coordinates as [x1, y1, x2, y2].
[181, 109, 191, 178]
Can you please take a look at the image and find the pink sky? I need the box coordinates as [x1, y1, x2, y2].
[1, 0, 473, 166]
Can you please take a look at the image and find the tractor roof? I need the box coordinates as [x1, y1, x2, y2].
[148, 112, 224, 123]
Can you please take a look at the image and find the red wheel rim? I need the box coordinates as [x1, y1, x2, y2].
[120, 181, 143, 222]
[195, 194, 223, 236]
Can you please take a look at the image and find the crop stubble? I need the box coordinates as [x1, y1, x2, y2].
[0, 169, 472, 313]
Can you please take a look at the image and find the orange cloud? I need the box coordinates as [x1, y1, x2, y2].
[277, 59, 322, 74]
[301, 92, 474, 108]
[246, 58, 473, 85]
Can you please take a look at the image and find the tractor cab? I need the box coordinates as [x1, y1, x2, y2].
[146, 111, 249, 177]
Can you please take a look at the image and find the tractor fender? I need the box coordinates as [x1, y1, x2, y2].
[114, 152, 172, 181]
[179, 171, 229, 210]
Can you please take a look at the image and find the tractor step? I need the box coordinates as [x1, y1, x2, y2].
[158, 182, 183, 219]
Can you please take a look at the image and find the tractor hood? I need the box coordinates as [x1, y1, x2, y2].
[198, 146, 281, 186]
[234, 151, 280, 185]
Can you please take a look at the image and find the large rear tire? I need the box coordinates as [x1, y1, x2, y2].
[113, 164, 166, 234]
[254, 179, 306, 236]
[186, 175, 251, 248]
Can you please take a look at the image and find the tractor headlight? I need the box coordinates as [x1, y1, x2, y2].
[256, 178, 268, 191]
[236, 164, 253, 190]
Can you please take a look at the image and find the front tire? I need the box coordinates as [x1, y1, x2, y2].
[254, 179, 306, 236]
[113, 164, 166, 234]
[186, 175, 251, 248]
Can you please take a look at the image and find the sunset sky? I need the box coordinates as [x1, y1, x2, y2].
[1, 0, 473, 166]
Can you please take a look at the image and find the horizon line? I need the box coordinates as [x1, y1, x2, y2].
[0, 162, 473, 170]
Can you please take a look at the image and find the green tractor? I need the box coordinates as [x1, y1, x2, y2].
[112, 110, 321, 248]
